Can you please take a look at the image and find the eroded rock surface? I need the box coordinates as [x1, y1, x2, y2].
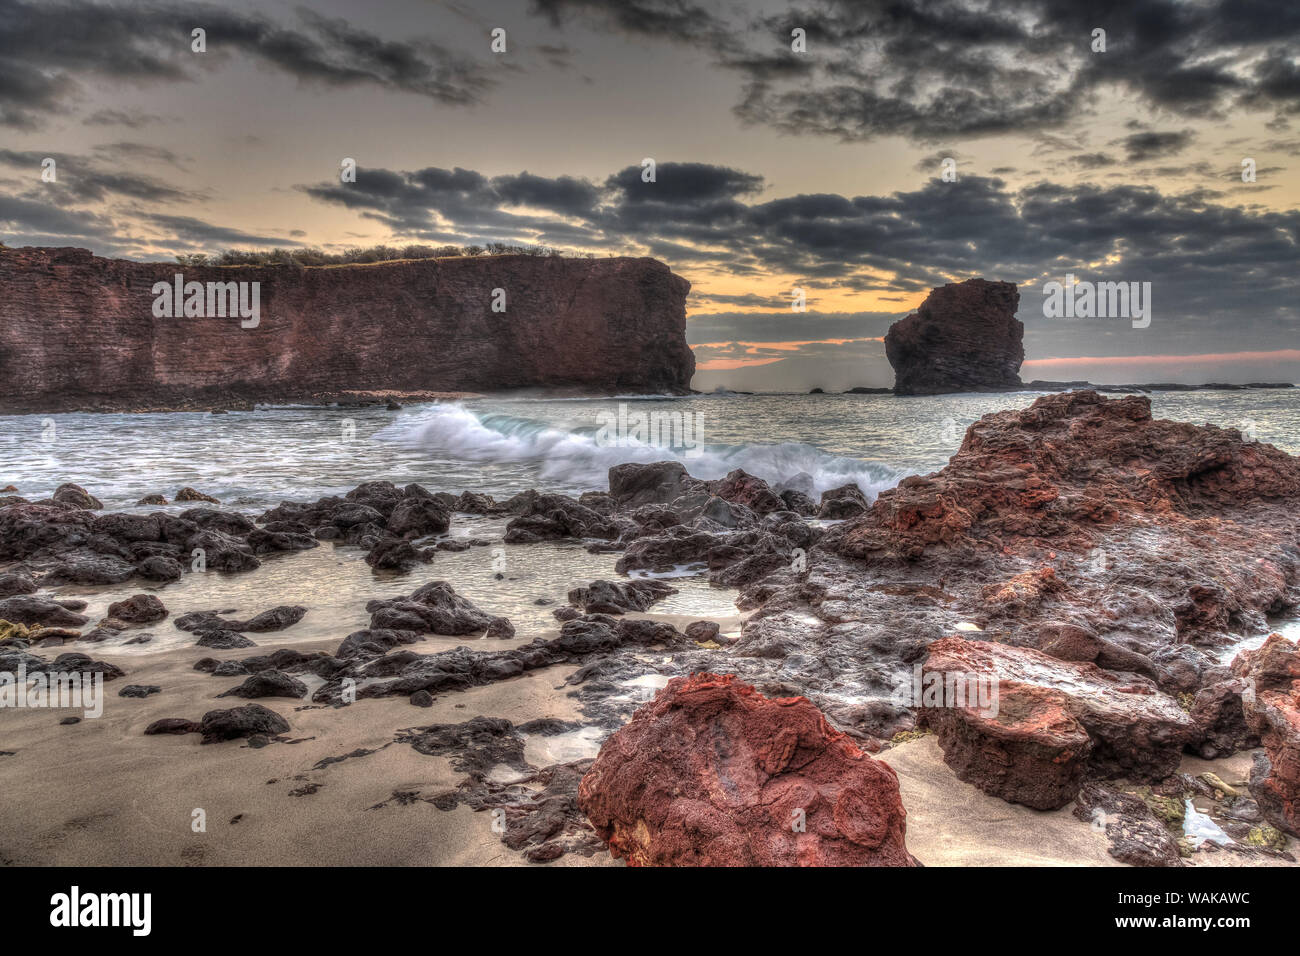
[1233, 634, 1300, 835]
[578, 673, 918, 866]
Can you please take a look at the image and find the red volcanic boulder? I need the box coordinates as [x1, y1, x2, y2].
[921, 637, 1196, 809]
[884, 278, 1023, 395]
[707, 470, 785, 514]
[1232, 633, 1300, 835]
[578, 673, 918, 866]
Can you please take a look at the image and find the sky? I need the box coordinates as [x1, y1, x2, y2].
[1, 0, 1297, 390]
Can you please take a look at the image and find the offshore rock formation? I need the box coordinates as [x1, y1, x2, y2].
[884, 278, 1023, 395]
[577, 673, 918, 866]
[0, 246, 694, 412]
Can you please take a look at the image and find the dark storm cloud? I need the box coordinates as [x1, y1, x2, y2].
[0, 194, 119, 240]
[530, 0, 732, 48]
[0, 149, 200, 204]
[1071, 153, 1118, 169]
[605, 163, 765, 203]
[0, 0, 492, 129]
[82, 109, 170, 129]
[136, 212, 301, 247]
[1120, 130, 1195, 162]
[298, 165, 608, 241]
[532, 0, 1300, 142]
[491, 172, 601, 217]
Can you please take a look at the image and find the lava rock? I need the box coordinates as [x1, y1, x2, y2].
[578, 672, 919, 866]
[106, 593, 168, 625]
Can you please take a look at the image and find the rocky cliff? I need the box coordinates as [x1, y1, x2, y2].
[884, 278, 1023, 395]
[0, 247, 695, 412]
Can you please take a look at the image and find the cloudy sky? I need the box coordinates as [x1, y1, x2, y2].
[2, 0, 1298, 390]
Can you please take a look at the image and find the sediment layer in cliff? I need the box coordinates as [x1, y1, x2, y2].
[884, 278, 1023, 395]
[0, 247, 695, 412]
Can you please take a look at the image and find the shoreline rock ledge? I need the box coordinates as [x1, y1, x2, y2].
[885, 278, 1023, 395]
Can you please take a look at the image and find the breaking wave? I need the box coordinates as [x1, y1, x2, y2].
[377, 403, 904, 499]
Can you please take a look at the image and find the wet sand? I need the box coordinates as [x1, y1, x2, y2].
[3, 625, 1289, 866]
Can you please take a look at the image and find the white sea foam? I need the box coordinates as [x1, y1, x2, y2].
[376, 402, 904, 499]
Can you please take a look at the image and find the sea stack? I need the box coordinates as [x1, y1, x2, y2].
[884, 278, 1023, 395]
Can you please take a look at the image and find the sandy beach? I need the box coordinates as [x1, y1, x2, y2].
[2, 620, 1288, 867]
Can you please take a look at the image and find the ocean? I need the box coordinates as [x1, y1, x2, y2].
[6, 389, 1298, 511]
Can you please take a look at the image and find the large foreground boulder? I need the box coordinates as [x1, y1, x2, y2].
[578, 673, 918, 866]
[921, 636, 1196, 809]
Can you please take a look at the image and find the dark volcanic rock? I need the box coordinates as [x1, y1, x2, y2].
[44, 550, 136, 584]
[144, 717, 198, 735]
[0, 572, 38, 597]
[0, 646, 123, 681]
[51, 483, 103, 510]
[578, 673, 918, 866]
[175, 605, 305, 634]
[236, 605, 307, 632]
[884, 278, 1023, 395]
[195, 630, 257, 650]
[503, 494, 620, 543]
[175, 487, 220, 504]
[567, 579, 678, 614]
[1071, 783, 1183, 867]
[312, 614, 689, 705]
[364, 536, 435, 571]
[107, 594, 167, 625]
[817, 483, 869, 519]
[366, 582, 513, 638]
[198, 703, 290, 743]
[218, 669, 309, 700]
[0, 595, 88, 628]
[608, 461, 706, 509]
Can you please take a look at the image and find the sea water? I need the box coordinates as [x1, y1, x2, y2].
[2, 389, 1297, 653]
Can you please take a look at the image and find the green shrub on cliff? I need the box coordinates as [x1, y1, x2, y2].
[173, 242, 590, 268]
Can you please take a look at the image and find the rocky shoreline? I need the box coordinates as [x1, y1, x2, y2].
[1, 390, 1298, 866]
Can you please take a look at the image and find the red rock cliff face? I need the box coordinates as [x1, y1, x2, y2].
[0, 247, 695, 412]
